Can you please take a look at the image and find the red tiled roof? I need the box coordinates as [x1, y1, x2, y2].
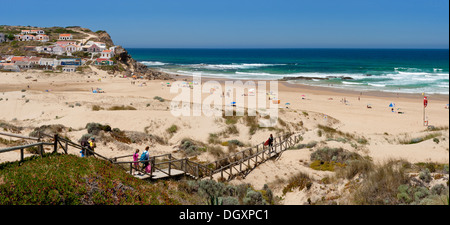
[11, 57, 25, 62]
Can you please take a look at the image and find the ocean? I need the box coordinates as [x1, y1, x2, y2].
[126, 48, 449, 95]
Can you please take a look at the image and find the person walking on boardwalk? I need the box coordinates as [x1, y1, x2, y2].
[140, 146, 150, 173]
[87, 137, 96, 157]
[133, 149, 141, 175]
[268, 134, 274, 153]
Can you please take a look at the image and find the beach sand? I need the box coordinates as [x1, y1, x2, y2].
[0, 68, 448, 204]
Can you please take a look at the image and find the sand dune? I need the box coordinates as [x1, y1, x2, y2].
[0, 68, 448, 204]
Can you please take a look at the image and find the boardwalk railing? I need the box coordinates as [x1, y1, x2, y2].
[111, 132, 302, 181]
[0, 131, 111, 163]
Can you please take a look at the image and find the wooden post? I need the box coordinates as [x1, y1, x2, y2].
[65, 140, 68, 154]
[53, 134, 58, 153]
[150, 158, 154, 178]
[168, 160, 171, 176]
[20, 148, 24, 162]
[278, 137, 282, 152]
[130, 163, 133, 175]
[39, 143, 44, 157]
[196, 165, 199, 178]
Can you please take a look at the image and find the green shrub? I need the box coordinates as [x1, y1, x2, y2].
[414, 186, 430, 202]
[154, 96, 165, 102]
[107, 105, 137, 111]
[310, 160, 345, 171]
[197, 179, 225, 205]
[166, 125, 178, 134]
[433, 138, 440, 144]
[310, 147, 361, 164]
[352, 160, 410, 205]
[336, 158, 374, 179]
[282, 172, 312, 195]
[208, 133, 221, 144]
[419, 168, 432, 183]
[92, 105, 103, 111]
[220, 196, 239, 205]
[85, 123, 111, 135]
[227, 139, 244, 147]
[243, 189, 265, 205]
[179, 139, 206, 157]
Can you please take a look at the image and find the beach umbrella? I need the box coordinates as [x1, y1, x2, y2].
[389, 103, 395, 107]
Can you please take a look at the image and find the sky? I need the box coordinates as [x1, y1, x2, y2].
[0, 0, 448, 48]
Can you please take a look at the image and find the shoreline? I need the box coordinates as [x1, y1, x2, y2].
[168, 73, 450, 103]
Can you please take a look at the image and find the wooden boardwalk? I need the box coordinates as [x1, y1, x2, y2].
[113, 132, 302, 181]
[129, 169, 186, 180]
[0, 131, 302, 182]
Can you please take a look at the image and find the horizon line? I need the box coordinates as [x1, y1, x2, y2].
[122, 47, 450, 50]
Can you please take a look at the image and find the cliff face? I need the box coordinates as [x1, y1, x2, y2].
[97, 30, 172, 80]
[114, 46, 173, 80]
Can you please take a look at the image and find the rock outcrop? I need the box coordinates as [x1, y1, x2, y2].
[114, 46, 173, 80]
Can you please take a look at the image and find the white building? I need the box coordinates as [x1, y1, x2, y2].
[51, 45, 65, 55]
[85, 41, 107, 50]
[35, 34, 49, 42]
[21, 30, 45, 35]
[64, 44, 82, 53]
[100, 50, 114, 59]
[15, 34, 35, 41]
[39, 58, 58, 67]
[59, 34, 73, 40]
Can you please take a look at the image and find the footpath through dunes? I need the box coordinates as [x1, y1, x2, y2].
[0, 130, 303, 181]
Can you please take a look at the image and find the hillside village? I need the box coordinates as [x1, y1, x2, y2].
[0, 26, 117, 73]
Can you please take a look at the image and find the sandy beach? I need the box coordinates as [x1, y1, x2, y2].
[0, 68, 448, 204]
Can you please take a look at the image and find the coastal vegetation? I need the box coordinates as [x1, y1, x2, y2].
[0, 152, 277, 205]
[0, 153, 183, 205]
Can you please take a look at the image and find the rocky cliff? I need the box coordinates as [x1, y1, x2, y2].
[87, 29, 173, 80]
[113, 46, 173, 80]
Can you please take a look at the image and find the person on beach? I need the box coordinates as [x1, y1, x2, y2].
[133, 149, 140, 175]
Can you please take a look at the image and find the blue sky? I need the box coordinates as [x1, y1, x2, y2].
[1, 0, 448, 48]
